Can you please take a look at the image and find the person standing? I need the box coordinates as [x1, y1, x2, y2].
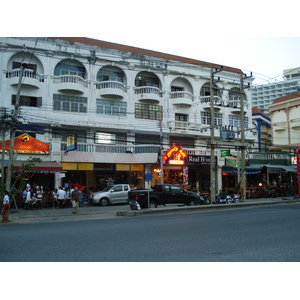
[71, 186, 80, 214]
[1, 190, 10, 224]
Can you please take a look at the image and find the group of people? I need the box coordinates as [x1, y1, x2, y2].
[22, 183, 44, 209]
[49, 186, 80, 214]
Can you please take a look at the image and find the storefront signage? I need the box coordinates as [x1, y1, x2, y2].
[164, 144, 187, 165]
[221, 150, 231, 157]
[0, 133, 49, 154]
[296, 148, 300, 197]
[188, 155, 217, 165]
[66, 134, 77, 152]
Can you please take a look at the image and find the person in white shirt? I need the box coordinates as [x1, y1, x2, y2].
[2, 190, 10, 224]
[57, 186, 66, 208]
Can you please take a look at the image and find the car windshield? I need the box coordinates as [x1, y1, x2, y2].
[101, 186, 113, 192]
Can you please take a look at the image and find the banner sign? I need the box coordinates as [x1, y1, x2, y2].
[0, 133, 49, 154]
[188, 155, 217, 165]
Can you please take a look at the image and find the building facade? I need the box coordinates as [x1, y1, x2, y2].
[252, 76, 300, 116]
[0, 37, 253, 193]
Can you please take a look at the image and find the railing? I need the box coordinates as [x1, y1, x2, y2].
[6, 68, 45, 82]
[168, 120, 201, 131]
[135, 86, 162, 96]
[53, 75, 88, 87]
[170, 91, 193, 100]
[95, 81, 126, 91]
[200, 96, 248, 108]
[249, 152, 291, 160]
[61, 143, 161, 154]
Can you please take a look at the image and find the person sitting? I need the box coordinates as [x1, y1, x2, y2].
[57, 186, 66, 208]
[36, 187, 44, 209]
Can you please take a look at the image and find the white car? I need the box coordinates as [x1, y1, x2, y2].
[90, 184, 130, 206]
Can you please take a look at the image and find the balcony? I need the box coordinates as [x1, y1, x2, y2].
[96, 81, 126, 99]
[6, 69, 45, 88]
[60, 143, 161, 164]
[135, 86, 162, 103]
[290, 118, 300, 128]
[168, 120, 201, 131]
[228, 99, 248, 112]
[273, 121, 287, 131]
[170, 91, 193, 106]
[53, 75, 88, 94]
[200, 96, 224, 110]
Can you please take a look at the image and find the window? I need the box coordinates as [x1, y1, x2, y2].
[175, 114, 188, 122]
[95, 132, 116, 144]
[135, 103, 162, 120]
[201, 112, 223, 126]
[229, 115, 249, 129]
[12, 95, 42, 107]
[12, 62, 37, 72]
[54, 63, 85, 78]
[135, 72, 159, 88]
[96, 99, 127, 116]
[53, 94, 87, 113]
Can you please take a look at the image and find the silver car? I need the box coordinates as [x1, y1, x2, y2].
[91, 184, 130, 206]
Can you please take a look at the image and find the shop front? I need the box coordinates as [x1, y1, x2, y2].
[61, 162, 145, 192]
[160, 144, 214, 193]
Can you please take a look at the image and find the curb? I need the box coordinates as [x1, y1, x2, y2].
[116, 199, 300, 217]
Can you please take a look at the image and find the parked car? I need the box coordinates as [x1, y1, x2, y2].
[90, 184, 130, 206]
[128, 184, 201, 208]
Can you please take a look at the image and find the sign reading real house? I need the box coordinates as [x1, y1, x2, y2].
[188, 155, 217, 165]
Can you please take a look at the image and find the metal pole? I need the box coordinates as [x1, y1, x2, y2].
[6, 62, 27, 194]
[240, 74, 246, 202]
[210, 69, 216, 202]
[160, 119, 164, 184]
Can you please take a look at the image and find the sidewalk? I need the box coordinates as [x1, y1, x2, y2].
[6, 196, 300, 224]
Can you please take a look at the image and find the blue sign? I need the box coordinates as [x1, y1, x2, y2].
[144, 173, 152, 181]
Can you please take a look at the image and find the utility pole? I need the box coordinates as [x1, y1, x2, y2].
[209, 69, 216, 203]
[240, 72, 252, 202]
[209, 68, 223, 202]
[159, 119, 164, 184]
[6, 62, 27, 194]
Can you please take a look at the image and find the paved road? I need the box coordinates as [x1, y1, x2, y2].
[1, 202, 300, 262]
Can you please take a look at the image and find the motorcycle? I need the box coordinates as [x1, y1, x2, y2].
[215, 194, 233, 204]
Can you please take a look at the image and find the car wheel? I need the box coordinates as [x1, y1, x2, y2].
[149, 201, 157, 208]
[100, 198, 109, 206]
[188, 199, 197, 206]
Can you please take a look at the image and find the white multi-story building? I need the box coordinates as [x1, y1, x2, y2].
[252, 68, 300, 116]
[0, 37, 253, 193]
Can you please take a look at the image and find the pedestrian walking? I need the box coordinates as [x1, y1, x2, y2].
[1, 190, 10, 224]
[71, 186, 80, 214]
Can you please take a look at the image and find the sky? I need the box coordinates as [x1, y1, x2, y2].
[3, 1, 300, 87]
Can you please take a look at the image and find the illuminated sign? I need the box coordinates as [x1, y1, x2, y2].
[221, 150, 230, 157]
[0, 133, 49, 154]
[66, 134, 77, 152]
[164, 144, 187, 165]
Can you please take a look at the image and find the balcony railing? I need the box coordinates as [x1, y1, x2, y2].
[96, 81, 126, 91]
[6, 69, 45, 87]
[53, 75, 88, 86]
[53, 75, 88, 93]
[168, 120, 201, 131]
[170, 91, 193, 106]
[135, 86, 162, 102]
[61, 143, 161, 154]
[96, 81, 126, 98]
[200, 96, 248, 109]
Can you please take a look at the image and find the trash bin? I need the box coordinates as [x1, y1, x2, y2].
[129, 200, 141, 210]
